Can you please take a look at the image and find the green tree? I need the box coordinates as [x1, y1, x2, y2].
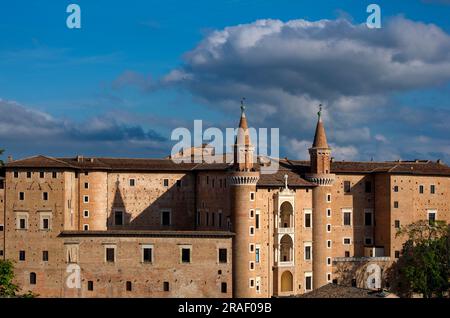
[0, 260, 19, 297]
[0, 148, 4, 165]
[395, 220, 450, 298]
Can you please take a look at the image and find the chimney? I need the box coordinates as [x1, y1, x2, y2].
[7, 155, 13, 163]
[437, 159, 443, 164]
[76, 155, 84, 163]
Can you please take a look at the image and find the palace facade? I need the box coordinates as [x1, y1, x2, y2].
[0, 107, 449, 298]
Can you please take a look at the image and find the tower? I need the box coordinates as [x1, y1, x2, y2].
[306, 105, 335, 289]
[229, 99, 260, 297]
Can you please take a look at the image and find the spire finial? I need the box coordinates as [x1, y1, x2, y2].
[284, 174, 288, 190]
[317, 104, 323, 119]
[241, 97, 246, 113]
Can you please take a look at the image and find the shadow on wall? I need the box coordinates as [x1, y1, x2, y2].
[107, 175, 195, 231]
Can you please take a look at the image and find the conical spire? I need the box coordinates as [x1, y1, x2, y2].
[312, 104, 329, 149]
[236, 98, 251, 145]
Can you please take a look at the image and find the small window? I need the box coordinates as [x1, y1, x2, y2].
[181, 248, 191, 263]
[249, 279, 255, 288]
[0, 250, 3, 257]
[30, 272, 37, 285]
[219, 249, 227, 263]
[176, 180, 181, 188]
[106, 247, 115, 263]
[394, 186, 399, 192]
[42, 218, 50, 230]
[83, 195, 89, 203]
[326, 224, 331, 232]
[249, 210, 254, 218]
[161, 211, 171, 226]
[326, 194, 331, 202]
[430, 185, 436, 194]
[84, 172, 89, 176]
[365, 181, 372, 193]
[250, 192, 255, 201]
[126, 281, 132, 292]
[255, 246, 260, 263]
[365, 237, 373, 245]
[163, 282, 170, 292]
[221, 282, 227, 293]
[343, 181, 351, 193]
[327, 273, 332, 282]
[39, 172, 45, 178]
[327, 257, 332, 266]
[326, 208, 331, 217]
[114, 211, 123, 226]
[249, 226, 255, 236]
[395, 220, 400, 229]
[304, 211, 312, 228]
[163, 179, 169, 187]
[52, 172, 57, 179]
[83, 224, 89, 231]
[327, 240, 332, 248]
[130, 179, 135, 187]
[19, 192, 25, 201]
[83, 210, 89, 218]
[364, 212, 372, 226]
[343, 238, 351, 245]
[14, 171, 19, 178]
[305, 275, 312, 291]
[19, 218, 27, 230]
[0, 225, 3, 231]
[88, 281, 94, 291]
[255, 211, 260, 229]
[394, 201, 399, 208]
[428, 211, 436, 224]
[345, 251, 350, 257]
[249, 244, 255, 253]
[249, 261, 255, 270]
[84, 182, 89, 189]
[218, 212, 223, 227]
[142, 247, 153, 263]
[395, 251, 400, 259]
[27, 172, 32, 178]
[43, 251, 49, 262]
[419, 185, 424, 194]
[343, 211, 351, 226]
[19, 250, 26, 261]
[304, 245, 312, 260]
[43, 192, 48, 201]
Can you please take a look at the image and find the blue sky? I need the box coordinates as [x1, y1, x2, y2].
[1, 0, 450, 162]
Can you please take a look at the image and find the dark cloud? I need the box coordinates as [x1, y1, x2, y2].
[0, 99, 167, 159]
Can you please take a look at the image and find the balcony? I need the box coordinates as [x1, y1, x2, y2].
[277, 261, 294, 267]
[277, 227, 294, 234]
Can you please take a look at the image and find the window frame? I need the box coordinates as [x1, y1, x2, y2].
[141, 245, 154, 264]
[161, 210, 172, 226]
[180, 246, 192, 264]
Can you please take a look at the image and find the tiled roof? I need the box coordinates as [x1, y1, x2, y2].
[6, 155, 450, 176]
[297, 284, 381, 298]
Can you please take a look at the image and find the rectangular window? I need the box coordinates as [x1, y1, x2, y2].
[327, 257, 332, 266]
[365, 181, 372, 193]
[52, 172, 57, 179]
[14, 171, 19, 178]
[212, 212, 215, 226]
[255, 246, 260, 263]
[249, 226, 255, 236]
[19, 192, 25, 201]
[83, 195, 89, 203]
[42, 218, 50, 230]
[106, 247, 115, 263]
[40, 171, 45, 178]
[19, 218, 27, 230]
[176, 180, 182, 188]
[430, 185, 436, 194]
[83, 224, 89, 231]
[43, 251, 49, 262]
[365, 237, 373, 245]
[394, 186, 399, 192]
[395, 220, 400, 228]
[221, 282, 227, 293]
[344, 181, 351, 193]
[326, 194, 331, 202]
[327, 224, 331, 232]
[83, 210, 89, 218]
[142, 246, 153, 263]
[196, 211, 201, 226]
[343, 211, 351, 226]
[27, 171, 31, 178]
[0, 225, 3, 231]
[343, 238, 351, 245]
[88, 281, 94, 291]
[345, 251, 350, 257]
[163, 282, 170, 292]
[250, 192, 255, 201]
[428, 211, 436, 224]
[327, 208, 331, 218]
[249, 279, 255, 288]
[181, 248, 191, 263]
[126, 281, 132, 292]
[394, 201, 399, 208]
[249, 244, 255, 253]
[19, 250, 25, 261]
[305, 274, 312, 291]
[218, 212, 223, 227]
[161, 211, 171, 226]
[327, 240, 332, 248]
[43, 192, 48, 201]
[419, 185, 424, 194]
[304, 210, 312, 228]
[395, 251, 400, 259]
[130, 179, 135, 187]
[364, 211, 373, 226]
[163, 179, 169, 187]
[255, 210, 260, 229]
[114, 211, 123, 226]
[304, 244, 312, 260]
[84, 182, 89, 189]
[219, 249, 227, 263]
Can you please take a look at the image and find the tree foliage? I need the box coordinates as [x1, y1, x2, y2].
[392, 220, 450, 298]
[0, 148, 4, 166]
[0, 260, 19, 297]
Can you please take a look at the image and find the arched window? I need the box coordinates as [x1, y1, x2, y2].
[30, 272, 37, 285]
[279, 202, 293, 228]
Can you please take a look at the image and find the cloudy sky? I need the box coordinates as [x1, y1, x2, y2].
[1, 0, 450, 163]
